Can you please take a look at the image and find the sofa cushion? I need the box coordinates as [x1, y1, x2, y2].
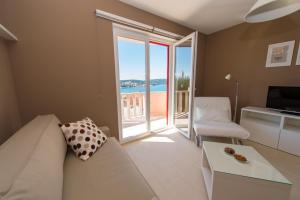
[0, 115, 56, 197]
[63, 137, 158, 200]
[0, 115, 67, 200]
[60, 117, 107, 161]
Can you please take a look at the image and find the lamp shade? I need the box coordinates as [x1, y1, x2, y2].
[225, 74, 232, 80]
[245, 0, 300, 23]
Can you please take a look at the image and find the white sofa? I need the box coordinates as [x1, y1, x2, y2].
[0, 115, 158, 200]
[193, 97, 250, 146]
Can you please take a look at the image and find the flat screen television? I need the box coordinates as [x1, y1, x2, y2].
[266, 86, 300, 115]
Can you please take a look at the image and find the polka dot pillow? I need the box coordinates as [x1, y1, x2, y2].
[59, 117, 107, 161]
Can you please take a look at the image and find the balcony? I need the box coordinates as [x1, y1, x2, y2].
[121, 90, 189, 138]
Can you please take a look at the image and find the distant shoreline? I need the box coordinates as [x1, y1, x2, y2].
[120, 84, 166, 93]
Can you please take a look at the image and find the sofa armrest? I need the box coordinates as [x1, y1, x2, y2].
[99, 126, 111, 137]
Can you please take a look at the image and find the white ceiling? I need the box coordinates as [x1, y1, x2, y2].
[119, 0, 257, 34]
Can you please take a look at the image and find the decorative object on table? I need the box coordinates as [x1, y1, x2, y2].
[60, 117, 107, 161]
[225, 74, 239, 122]
[265, 41, 295, 67]
[234, 154, 248, 163]
[245, 0, 300, 23]
[296, 42, 300, 66]
[224, 147, 235, 155]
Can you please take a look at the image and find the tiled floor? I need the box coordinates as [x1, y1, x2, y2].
[123, 129, 300, 200]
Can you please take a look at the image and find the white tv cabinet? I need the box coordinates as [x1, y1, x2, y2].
[240, 107, 300, 156]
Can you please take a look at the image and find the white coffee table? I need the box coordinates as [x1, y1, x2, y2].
[201, 141, 292, 200]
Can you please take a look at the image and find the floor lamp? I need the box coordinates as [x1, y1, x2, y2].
[225, 74, 239, 122]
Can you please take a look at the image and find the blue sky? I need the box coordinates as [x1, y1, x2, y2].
[117, 38, 191, 80]
[175, 47, 191, 78]
[118, 38, 146, 80]
[150, 43, 168, 80]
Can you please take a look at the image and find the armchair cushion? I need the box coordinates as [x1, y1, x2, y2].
[194, 97, 231, 122]
[196, 107, 230, 123]
[193, 97, 250, 140]
[194, 120, 250, 139]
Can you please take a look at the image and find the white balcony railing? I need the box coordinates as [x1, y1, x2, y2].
[120, 90, 189, 121]
[121, 93, 145, 121]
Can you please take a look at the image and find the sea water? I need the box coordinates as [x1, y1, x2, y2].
[120, 84, 166, 93]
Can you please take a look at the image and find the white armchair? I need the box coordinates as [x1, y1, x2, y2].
[193, 97, 250, 146]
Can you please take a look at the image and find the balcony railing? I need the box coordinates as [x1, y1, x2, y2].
[120, 90, 189, 121]
[121, 93, 145, 120]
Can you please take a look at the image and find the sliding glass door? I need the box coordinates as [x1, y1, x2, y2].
[117, 37, 148, 139]
[172, 32, 198, 138]
[113, 25, 171, 143]
[149, 42, 169, 131]
[114, 25, 198, 142]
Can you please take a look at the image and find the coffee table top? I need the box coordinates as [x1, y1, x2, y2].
[203, 141, 292, 185]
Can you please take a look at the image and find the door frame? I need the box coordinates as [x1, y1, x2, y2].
[171, 32, 198, 139]
[112, 24, 176, 144]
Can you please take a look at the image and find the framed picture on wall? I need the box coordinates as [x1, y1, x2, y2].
[296, 42, 300, 66]
[266, 41, 295, 67]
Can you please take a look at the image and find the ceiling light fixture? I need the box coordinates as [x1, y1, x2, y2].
[245, 0, 300, 23]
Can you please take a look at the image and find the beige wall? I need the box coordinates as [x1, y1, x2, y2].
[195, 33, 206, 96]
[203, 11, 300, 121]
[0, 0, 204, 138]
[2, 0, 297, 139]
[0, 39, 21, 144]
